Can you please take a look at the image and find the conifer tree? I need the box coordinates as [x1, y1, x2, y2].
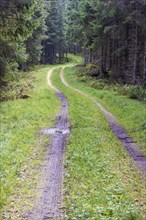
[0, 0, 46, 75]
[41, 0, 65, 64]
[65, 0, 82, 54]
[1, 0, 146, 85]
[64, 0, 146, 85]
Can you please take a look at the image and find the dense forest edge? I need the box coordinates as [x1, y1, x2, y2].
[0, 0, 146, 89]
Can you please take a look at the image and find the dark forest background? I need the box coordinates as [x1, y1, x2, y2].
[0, 0, 146, 85]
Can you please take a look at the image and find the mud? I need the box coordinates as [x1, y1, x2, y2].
[29, 69, 70, 220]
[111, 124, 146, 174]
[60, 67, 146, 175]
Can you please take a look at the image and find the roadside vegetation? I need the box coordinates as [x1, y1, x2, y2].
[0, 70, 35, 101]
[0, 66, 60, 218]
[64, 65, 146, 155]
[77, 64, 146, 102]
[52, 66, 146, 220]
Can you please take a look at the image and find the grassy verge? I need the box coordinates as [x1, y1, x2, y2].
[0, 66, 61, 219]
[52, 66, 146, 219]
[64, 66, 146, 155]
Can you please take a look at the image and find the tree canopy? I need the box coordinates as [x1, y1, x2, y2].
[0, 0, 146, 85]
[65, 0, 146, 85]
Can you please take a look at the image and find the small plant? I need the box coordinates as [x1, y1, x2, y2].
[117, 85, 146, 101]
[0, 72, 35, 101]
[85, 63, 100, 78]
[79, 75, 88, 82]
[76, 64, 100, 79]
[89, 81, 105, 89]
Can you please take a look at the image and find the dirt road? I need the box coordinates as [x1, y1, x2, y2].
[29, 65, 145, 220]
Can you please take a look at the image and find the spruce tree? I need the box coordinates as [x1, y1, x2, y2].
[41, 0, 65, 64]
[0, 0, 46, 75]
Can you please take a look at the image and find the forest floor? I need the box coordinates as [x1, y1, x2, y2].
[0, 55, 146, 219]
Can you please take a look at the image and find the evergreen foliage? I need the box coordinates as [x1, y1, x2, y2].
[0, 0, 46, 75]
[65, 0, 146, 85]
[64, 0, 81, 54]
[41, 0, 66, 64]
[0, 0, 146, 85]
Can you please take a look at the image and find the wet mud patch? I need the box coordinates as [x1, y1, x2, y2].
[40, 127, 70, 135]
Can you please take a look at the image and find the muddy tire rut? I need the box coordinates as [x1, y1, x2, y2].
[29, 68, 70, 220]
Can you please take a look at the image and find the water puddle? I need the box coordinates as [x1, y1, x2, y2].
[40, 127, 70, 135]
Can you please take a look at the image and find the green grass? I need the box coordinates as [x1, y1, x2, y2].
[1, 55, 146, 219]
[0, 65, 61, 218]
[68, 54, 84, 64]
[52, 66, 146, 219]
[65, 66, 146, 155]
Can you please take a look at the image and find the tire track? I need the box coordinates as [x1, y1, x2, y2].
[60, 67, 146, 175]
[29, 68, 70, 220]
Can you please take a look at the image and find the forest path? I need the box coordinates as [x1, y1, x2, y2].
[60, 66, 146, 175]
[30, 64, 145, 220]
[30, 68, 70, 220]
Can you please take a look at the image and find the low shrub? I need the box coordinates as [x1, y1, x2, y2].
[117, 85, 146, 101]
[89, 81, 106, 89]
[0, 72, 35, 101]
[85, 63, 100, 77]
[78, 75, 88, 82]
[76, 64, 100, 78]
[76, 65, 146, 102]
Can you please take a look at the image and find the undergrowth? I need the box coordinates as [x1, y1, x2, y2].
[0, 71, 36, 101]
[52, 66, 146, 220]
[0, 65, 60, 219]
[77, 66, 146, 101]
[116, 85, 146, 101]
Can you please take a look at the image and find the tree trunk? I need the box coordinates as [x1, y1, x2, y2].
[132, 25, 138, 85]
[144, 42, 146, 86]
